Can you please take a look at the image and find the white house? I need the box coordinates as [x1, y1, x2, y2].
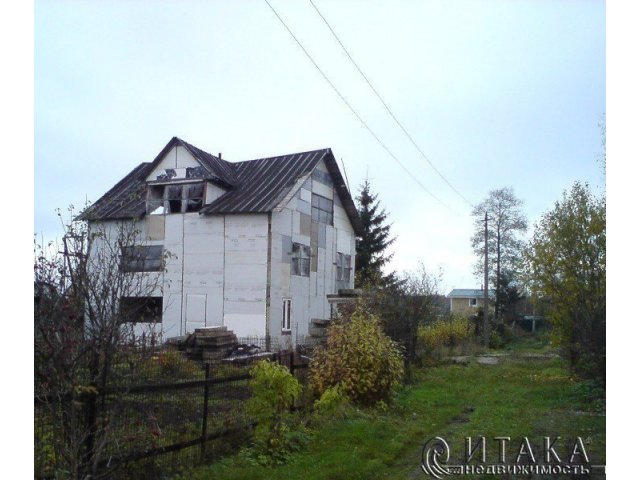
[81, 137, 363, 344]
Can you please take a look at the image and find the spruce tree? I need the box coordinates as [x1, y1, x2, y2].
[355, 179, 397, 287]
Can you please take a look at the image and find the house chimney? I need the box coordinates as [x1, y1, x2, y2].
[219, 152, 222, 160]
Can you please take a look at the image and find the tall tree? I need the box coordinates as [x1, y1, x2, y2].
[523, 182, 605, 380]
[355, 179, 396, 287]
[471, 187, 527, 320]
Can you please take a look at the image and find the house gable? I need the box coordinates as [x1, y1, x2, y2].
[81, 138, 362, 236]
[145, 144, 203, 182]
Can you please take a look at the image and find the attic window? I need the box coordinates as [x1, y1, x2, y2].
[311, 193, 333, 225]
[147, 183, 205, 215]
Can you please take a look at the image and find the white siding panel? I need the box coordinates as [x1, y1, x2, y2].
[300, 188, 312, 203]
[225, 314, 265, 337]
[185, 294, 207, 333]
[223, 215, 268, 333]
[337, 229, 352, 254]
[205, 182, 227, 204]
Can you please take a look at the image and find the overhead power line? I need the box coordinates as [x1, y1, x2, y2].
[263, 0, 455, 213]
[309, 0, 474, 208]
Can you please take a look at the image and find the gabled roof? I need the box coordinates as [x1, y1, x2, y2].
[80, 138, 363, 235]
[79, 162, 154, 220]
[447, 289, 496, 299]
[176, 138, 238, 187]
[201, 149, 325, 214]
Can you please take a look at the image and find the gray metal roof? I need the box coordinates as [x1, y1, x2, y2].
[80, 138, 363, 235]
[79, 162, 154, 220]
[201, 149, 326, 214]
[447, 289, 495, 299]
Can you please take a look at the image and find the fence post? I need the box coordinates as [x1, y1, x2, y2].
[289, 351, 295, 376]
[82, 386, 98, 476]
[200, 363, 210, 460]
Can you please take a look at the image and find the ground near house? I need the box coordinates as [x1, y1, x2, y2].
[181, 335, 605, 480]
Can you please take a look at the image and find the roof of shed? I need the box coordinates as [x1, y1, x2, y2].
[447, 289, 496, 299]
[80, 137, 363, 235]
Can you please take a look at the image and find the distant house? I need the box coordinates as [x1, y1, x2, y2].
[446, 289, 494, 315]
[81, 137, 363, 344]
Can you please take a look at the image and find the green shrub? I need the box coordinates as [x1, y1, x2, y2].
[417, 315, 475, 359]
[313, 384, 351, 418]
[489, 330, 506, 349]
[246, 360, 303, 464]
[309, 303, 404, 406]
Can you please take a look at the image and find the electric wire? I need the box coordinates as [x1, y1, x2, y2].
[263, 0, 455, 212]
[309, 0, 474, 208]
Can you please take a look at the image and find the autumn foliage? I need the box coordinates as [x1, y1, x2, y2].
[309, 303, 404, 406]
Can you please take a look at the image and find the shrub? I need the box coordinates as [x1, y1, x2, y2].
[309, 303, 404, 406]
[417, 315, 475, 359]
[246, 360, 303, 464]
[489, 330, 505, 349]
[139, 349, 197, 381]
[313, 384, 351, 418]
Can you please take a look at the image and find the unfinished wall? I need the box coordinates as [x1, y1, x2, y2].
[222, 214, 269, 337]
[268, 159, 356, 344]
[87, 219, 165, 339]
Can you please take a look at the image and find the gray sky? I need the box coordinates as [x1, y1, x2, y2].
[34, 0, 605, 293]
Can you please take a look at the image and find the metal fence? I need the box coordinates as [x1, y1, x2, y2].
[35, 349, 307, 479]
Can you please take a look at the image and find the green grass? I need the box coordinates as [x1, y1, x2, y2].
[182, 338, 605, 480]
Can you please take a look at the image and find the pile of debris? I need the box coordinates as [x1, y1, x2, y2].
[168, 327, 278, 364]
[172, 326, 239, 362]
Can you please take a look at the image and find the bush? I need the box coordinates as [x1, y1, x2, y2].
[246, 360, 303, 464]
[313, 384, 351, 418]
[417, 315, 475, 359]
[309, 303, 404, 406]
[138, 349, 197, 380]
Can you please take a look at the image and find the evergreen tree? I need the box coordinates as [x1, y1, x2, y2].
[355, 179, 397, 287]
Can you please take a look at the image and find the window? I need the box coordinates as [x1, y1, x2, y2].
[312, 169, 332, 187]
[336, 252, 352, 283]
[147, 183, 205, 215]
[291, 243, 311, 277]
[121, 245, 164, 272]
[311, 193, 333, 225]
[120, 297, 163, 323]
[469, 298, 477, 307]
[282, 298, 292, 331]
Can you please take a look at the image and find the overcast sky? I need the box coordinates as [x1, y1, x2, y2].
[34, 0, 605, 293]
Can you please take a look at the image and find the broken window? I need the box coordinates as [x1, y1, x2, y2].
[121, 245, 164, 272]
[120, 296, 163, 323]
[336, 252, 352, 283]
[185, 183, 204, 212]
[167, 185, 183, 213]
[311, 193, 333, 225]
[282, 298, 292, 331]
[146, 182, 206, 214]
[291, 243, 311, 277]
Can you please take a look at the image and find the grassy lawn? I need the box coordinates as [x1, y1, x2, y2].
[183, 337, 605, 480]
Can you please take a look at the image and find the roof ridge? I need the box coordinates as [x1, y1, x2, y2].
[174, 137, 239, 186]
[236, 147, 331, 165]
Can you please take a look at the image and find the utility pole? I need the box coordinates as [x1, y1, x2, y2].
[483, 211, 489, 347]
